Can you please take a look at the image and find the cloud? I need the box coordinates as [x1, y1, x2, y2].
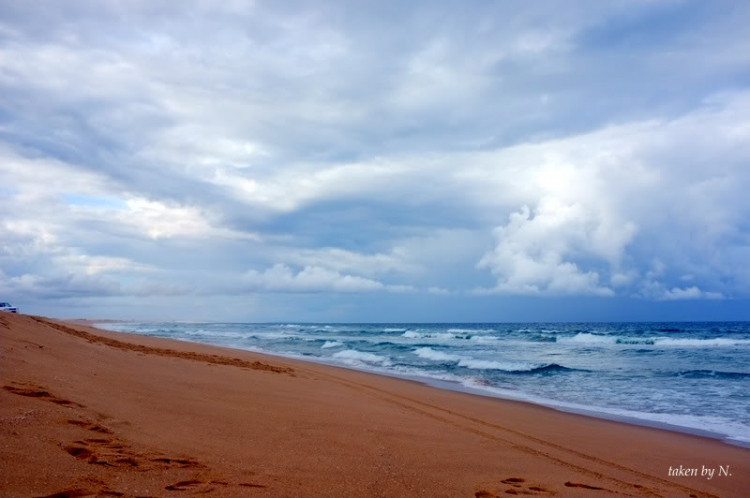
[476, 198, 628, 296]
[638, 262, 724, 301]
[467, 91, 750, 299]
[0, 270, 121, 300]
[280, 247, 419, 277]
[241, 264, 412, 294]
[427, 286, 450, 295]
[0, 220, 152, 275]
[119, 198, 260, 241]
[640, 280, 725, 301]
[658, 287, 724, 301]
[0, 270, 195, 300]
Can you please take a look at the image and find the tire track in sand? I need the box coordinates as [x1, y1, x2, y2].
[295, 365, 720, 498]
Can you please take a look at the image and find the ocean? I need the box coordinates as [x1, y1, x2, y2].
[97, 321, 750, 445]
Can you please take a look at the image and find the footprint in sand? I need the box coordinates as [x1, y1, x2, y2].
[239, 483, 268, 488]
[4, 385, 85, 408]
[164, 480, 268, 493]
[8, 383, 264, 495]
[67, 420, 113, 434]
[64, 420, 204, 472]
[150, 457, 204, 469]
[564, 481, 609, 491]
[476, 477, 555, 496]
[165, 480, 206, 491]
[34, 490, 92, 498]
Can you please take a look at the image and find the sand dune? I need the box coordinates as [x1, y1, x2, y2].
[1, 313, 747, 497]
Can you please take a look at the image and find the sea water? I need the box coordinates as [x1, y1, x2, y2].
[97, 321, 750, 444]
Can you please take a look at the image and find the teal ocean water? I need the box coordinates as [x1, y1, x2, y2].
[98, 321, 750, 444]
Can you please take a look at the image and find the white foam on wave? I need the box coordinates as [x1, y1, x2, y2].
[333, 349, 391, 366]
[447, 328, 494, 333]
[402, 330, 476, 341]
[384, 328, 407, 332]
[558, 333, 617, 345]
[132, 327, 163, 334]
[654, 337, 750, 347]
[461, 380, 750, 443]
[457, 358, 541, 371]
[413, 347, 459, 362]
[557, 333, 750, 348]
[469, 335, 500, 344]
[413, 348, 542, 372]
[250, 331, 303, 340]
[402, 330, 458, 340]
[96, 322, 144, 333]
[321, 340, 343, 349]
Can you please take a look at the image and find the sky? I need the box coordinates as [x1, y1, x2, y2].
[1, 0, 750, 322]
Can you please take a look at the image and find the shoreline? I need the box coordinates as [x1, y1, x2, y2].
[91, 320, 750, 449]
[2, 313, 748, 497]
[306, 362, 748, 447]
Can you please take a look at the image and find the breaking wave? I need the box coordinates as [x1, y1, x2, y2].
[412, 348, 579, 373]
[555, 333, 750, 348]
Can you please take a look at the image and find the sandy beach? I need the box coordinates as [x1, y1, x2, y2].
[1, 313, 747, 498]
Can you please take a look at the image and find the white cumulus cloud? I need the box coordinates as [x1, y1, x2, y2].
[241, 264, 412, 294]
[476, 197, 635, 296]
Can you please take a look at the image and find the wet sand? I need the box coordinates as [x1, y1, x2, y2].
[1, 312, 748, 497]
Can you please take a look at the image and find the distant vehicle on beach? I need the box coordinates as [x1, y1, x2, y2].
[0, 302, 18, 313]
